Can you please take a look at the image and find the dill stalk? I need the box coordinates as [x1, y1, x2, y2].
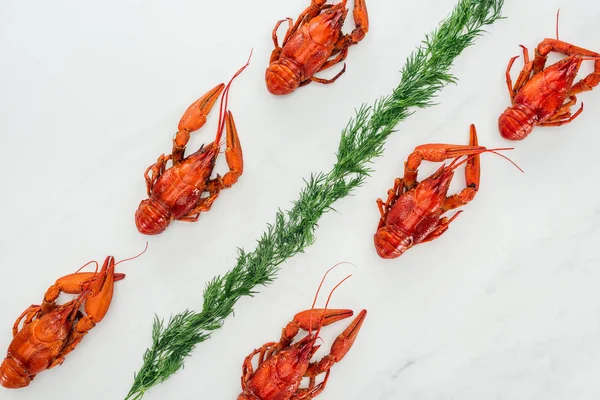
[126, 0, 505, 398]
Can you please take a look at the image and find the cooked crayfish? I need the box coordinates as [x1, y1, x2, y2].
[374, 125, 522, 259]
[238, 267, 367, 399]
[135, 54, 251, 235]
[266, 0, 368, 95]
[499, 12, 600, 140]
[0, 247, 145, 388]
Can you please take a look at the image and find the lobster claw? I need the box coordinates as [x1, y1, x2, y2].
[292, 309, 354, 331]
[84, 256, 120, 324]
[177, 83, 225, 134]
[305, 309, 367, 377]
[281, 308, 354, 346]
[172, 83, 226, 166]
[329, 309, 367, 362]
[42, 257, 125, 316]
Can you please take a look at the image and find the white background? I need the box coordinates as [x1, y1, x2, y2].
[1, 0, 600, 399]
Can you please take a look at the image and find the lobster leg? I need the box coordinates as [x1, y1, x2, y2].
[177, 190, 219, 222]
[349, 0, 368, 44]
[12, 305, 41, 337]
[507, 45, 534, 101]
[172, 83, 225, 165]
[537, 96, 583, 127]
[314, 48, 348, 74]
[568, 59, 600, 96]
[539, 104, 584, 127]
[298, 43, 346, 86]
[403, 125, 485, 191]
[292, 370, 331, 399]
[304, 309, 367, 377]
[420, 211, 463, 244]
[241, 342, 277, 389]
[144, 154, 171, 196]
[557, 95, 578, 113]
[376, 178, 403, 230]
[47, 331, 85, 369]
[334, 0, 369, 48]
[279, 309, 354, 349]
[440, 125, 481, 211]
[505, 55, 519, 98]
[533, 38, 600, 74]
[270, 18, 293, 63]
[310, 64, 347, 85]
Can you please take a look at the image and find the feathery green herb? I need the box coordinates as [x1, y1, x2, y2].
[125, 1, 504, 398]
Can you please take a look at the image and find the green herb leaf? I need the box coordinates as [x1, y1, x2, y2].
[125, 1, 504, 397]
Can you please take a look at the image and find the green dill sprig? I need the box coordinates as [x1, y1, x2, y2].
[125, 1, 504, 398]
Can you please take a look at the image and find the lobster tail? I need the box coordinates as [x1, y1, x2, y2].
[135, 199, 172, 235]
[266, 59, 302, 95]
[0, 357, 31, 389]
[374, 227, 413, 259]
[498, 102, 537, 141]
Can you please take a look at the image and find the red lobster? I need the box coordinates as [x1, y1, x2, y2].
[0, 247, 145, 388]
[499, 12, 600, 140]
[135, 54, 251, 235]
[238, 266, 367, 399]
[374, 125, 522, 259]
[266, 0, 368, 95]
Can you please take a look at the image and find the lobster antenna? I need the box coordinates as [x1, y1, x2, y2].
[215, 49, 253, 145]
[114, 241, 149, 267]
[448, 147, 524, 174]
[556, 9, 560, 40]
[74, 260, 100, 274]
[310, 262, 356, 311]
[308, 261, 356, 333]
[313, 274, 353, 340]
[487, 148, 524, 173]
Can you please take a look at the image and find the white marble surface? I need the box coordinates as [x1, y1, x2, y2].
[1, 0, 600, 399]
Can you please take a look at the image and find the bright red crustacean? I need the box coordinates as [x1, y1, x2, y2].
[237, 266, 367, 400]
[374, 125, 522, 259]
[265, 0, 369, 95]
[0, 248, 145, 388]
[498, 12, 600, 140]
[135, 54, 251, 235]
